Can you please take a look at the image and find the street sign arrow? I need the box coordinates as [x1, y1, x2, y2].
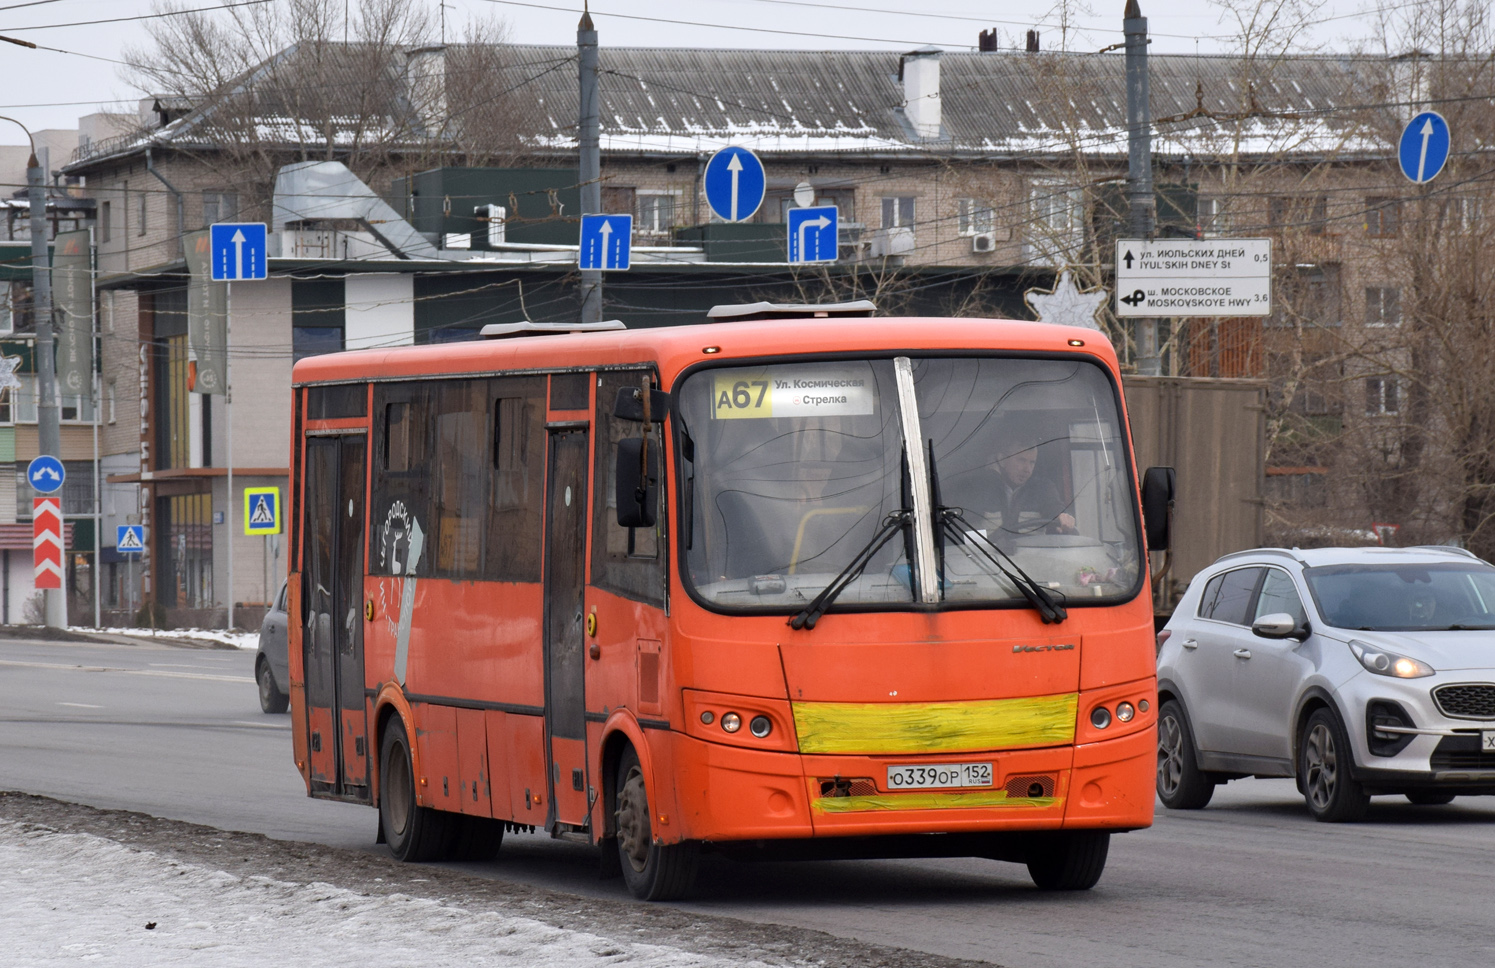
[704, 147, 766, 223]
[1124, 250, 1135, 269]
[1398, 111, 1450, 185]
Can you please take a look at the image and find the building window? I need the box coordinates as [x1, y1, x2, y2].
[137, 188, 147, 236]
[1365, 376, 1401, 416]
[1365, 197, 1400, 237]
[1027, 180, 1085, 262]
[292, 278, 345, 363]
[1197, 196, 1230, 236]
[1273, 264, 1342, 327]
[100, 200, 112, 242]
[202, 191, 238, 226]
[1268, 195, 1328, 235]
[881, 196, 915, 228]
[1365, 287, 1401, 327]
[107, 383, 116, 424]
[957, 198, 995, 236]
[636, 191, 678, 234]
[601, 186, 635, 215]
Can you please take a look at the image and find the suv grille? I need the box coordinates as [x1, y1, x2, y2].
[1433, 684, 1495, 720]
[1430, 735, 1495, 771]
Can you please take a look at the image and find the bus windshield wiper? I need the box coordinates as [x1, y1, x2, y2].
[788, 508, 912, 630]
[938, 505, 1068, 625]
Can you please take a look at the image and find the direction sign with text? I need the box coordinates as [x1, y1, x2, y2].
[209, 222, 269, 281]
[1398, 111, 1451, 185]
[703, 146, 766, 223]
[579, 214, 632, 271]
[787, 206, 838, 264]
[1114, 238, 1272, 317]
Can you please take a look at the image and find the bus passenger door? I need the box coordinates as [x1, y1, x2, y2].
[544, 427, 590, 828]
[302, 434, 370, 802]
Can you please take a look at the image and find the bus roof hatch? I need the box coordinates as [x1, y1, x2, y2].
[705, 300, 877, 322]
[479, 320, 627, 339]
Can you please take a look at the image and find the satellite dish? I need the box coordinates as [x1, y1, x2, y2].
[793, 181, 815, 208]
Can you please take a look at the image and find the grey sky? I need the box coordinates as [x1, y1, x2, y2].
[0, 0, 1384, 146]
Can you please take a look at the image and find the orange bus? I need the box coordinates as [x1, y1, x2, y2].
[287, 305, 1169, 899]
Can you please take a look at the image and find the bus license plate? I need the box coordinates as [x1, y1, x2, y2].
[886, 762, 993, 790]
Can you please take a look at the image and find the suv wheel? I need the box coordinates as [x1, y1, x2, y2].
[1299, 707, 1369, 822]
[1157, 700, 1215, 809]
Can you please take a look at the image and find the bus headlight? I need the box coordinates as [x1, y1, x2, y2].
[1090, 706, 1112, 729]
[749, 715, 772, 738]
[1116, 702, 1135, 723]
[721, 712, 742, 733]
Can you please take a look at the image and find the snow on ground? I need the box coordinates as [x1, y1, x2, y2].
[84, 626, 261, 650]
[0, 819, 767, 968]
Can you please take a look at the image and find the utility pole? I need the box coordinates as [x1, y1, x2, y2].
[29, 149, 66, 628]
[578, 6, 602, 322]
[1124, 0, 1160, 376]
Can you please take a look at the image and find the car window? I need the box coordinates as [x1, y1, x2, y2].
[1201, 567, 1262, 625]
[1195, 573, 1225, 619]
[1254, 568, 1306, 627]
[275, 581, 288, 613]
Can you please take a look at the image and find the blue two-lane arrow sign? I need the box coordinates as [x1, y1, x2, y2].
[579, 214, 632, 271]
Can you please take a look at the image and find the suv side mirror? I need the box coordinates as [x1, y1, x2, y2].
[1252, 612, 1310, 641]
[615, 436, 658, 528]
[1141, 466, 1176, 551]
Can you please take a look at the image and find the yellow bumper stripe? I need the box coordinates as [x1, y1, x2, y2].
[814, 792, 1060, 813]
[792, 693, 1078, 755]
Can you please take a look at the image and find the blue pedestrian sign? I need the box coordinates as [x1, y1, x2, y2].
[703, 146, 766, 223]
[209, 222, 269, 281]
[26, 455, 64, 494]
[787, 206, 839, 264]
[116, 525, 145, 554]
[1398, 111, 1451, 184]
[579, 214, 632, 271]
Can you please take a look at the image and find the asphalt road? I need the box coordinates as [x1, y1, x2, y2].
[3, 634, 1493, 968]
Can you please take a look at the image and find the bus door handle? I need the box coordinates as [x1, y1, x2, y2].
[1233, 648, 1252, 660]
[1181, 639, 1198, 650]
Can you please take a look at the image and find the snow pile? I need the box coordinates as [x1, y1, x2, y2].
[0, 820, 768, 967]
[84, 627, 262, 650]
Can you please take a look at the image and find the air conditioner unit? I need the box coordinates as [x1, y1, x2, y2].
[971, 232, 996, 253]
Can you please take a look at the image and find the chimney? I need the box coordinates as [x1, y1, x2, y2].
[900, 47, 942, 140]
[406, 45, 448, 136]
[978, 29, 998, 52]
[1026, 30, 1040, 52]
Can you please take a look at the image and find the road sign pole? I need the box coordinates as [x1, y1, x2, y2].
[1124, 0, 1160, 377]
[578, 10, 602, 322]
[226, 281, 234, 631]
[29, 149, 65, 627]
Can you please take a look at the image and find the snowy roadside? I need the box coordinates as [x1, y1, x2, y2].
[80, 626, 261, 650]
[0, 818, 763, 968]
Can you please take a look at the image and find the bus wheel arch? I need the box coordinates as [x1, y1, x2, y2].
[611, 742, 698, 901]
[372, 688, 417, 809]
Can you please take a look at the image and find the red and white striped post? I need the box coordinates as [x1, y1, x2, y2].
[33, 497, 63, 591]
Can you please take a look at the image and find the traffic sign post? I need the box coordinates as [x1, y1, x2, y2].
[209, 223, 269, 281]
[116, 525, 145, 554]
[579, 215, 632, 271]
[1114, 239, 1273, 318]
[26, 455, 65, 494]
[33, 497, 62, 590]
[703, 146, 766, 222]
[244, 487, 282, 536]
[1398, 111, 1451, 185]
[787, 206, 839, 264]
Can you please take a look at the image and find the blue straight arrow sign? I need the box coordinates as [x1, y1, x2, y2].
[1398, 111, 1451, 184]
[579, 214, 632, 271]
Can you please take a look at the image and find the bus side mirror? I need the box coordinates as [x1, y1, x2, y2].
[613, 386, 670, 423]
[615, 437, 658, 528]
[1142, 466, 1176, 552]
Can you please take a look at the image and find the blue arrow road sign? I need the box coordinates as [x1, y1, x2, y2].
[1399, 111, 1451, 184]
[579, 214, 632, 271]
[787, 206, 839, 264]
[703, 146, 766, 223]
[116, 525, 145, 554]
[26, 455, 64, 494]
[209, 222, 269, 281]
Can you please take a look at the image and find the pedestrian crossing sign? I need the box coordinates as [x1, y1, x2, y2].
[116, 524, 145, 553]
[244, 487, 281, 535]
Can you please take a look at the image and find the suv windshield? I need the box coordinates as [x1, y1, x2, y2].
[1305, 561, 1495, 631]
[677, 356, 1142, 612]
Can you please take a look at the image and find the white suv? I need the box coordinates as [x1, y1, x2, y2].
[1156, 546, 1495, 821]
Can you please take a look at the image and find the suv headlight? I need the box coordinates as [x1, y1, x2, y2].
[1348, 640, 1435, 678]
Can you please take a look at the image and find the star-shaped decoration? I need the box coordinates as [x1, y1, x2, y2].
[1024, 269, 1108, 331]
[0, 355, 21, 394]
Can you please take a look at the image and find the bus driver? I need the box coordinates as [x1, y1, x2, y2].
[990, 427, 1076, 536]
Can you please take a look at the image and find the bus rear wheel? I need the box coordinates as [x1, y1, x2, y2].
[1026, 831, 1110, 891]
[380, 717, 456, 861]
[614, 746, 698, 901]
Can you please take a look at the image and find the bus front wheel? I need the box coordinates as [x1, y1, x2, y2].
[614, 745, 698, 901]
[1026, 831, 1110, 890]
[380, 717, 456, 861]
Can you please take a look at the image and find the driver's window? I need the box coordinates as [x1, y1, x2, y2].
[1254, 568, 1306, 626]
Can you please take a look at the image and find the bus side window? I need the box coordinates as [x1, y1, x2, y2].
[486, 379, 545, 582]
[431, 380, 487, 577]
[371, 385, 432, 577]
[593, 370, 666, 606]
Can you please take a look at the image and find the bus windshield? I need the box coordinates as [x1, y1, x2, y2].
[678, 356, 1142, 612]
